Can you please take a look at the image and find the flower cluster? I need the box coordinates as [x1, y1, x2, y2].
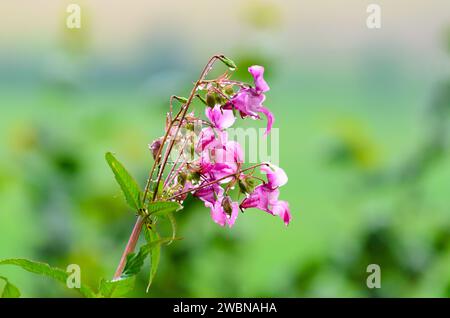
[149, 61, 291, 228]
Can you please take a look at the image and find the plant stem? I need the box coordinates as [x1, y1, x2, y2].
[113, 216, 144, 280]
[112, 55, 225, 280]
[151, 55, 222, 202]
[163, 137, 189, 189]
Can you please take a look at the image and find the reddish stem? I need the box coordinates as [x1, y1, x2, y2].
[113, 216, 144, 280]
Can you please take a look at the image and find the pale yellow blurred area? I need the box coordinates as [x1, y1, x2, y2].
[1, 0, 449, 65]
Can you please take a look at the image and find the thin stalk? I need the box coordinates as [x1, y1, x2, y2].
[113, 55, 224, 280]
[142, 105, 184, 203]
[163, 137, 189, 189]
[113, 216, 144, 280]
[151, 55, 222, 202]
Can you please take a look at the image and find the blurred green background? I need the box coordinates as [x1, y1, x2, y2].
[0, 0, 449, 297]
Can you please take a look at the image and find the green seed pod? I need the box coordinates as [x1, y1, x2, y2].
[174, 96, 188, 103]
[178, 172, 187, 186]
[238, 177, 256, 194]
[206, 93, 216, 107]
[222, 196, 233, 217]
[186, 123, 194, 131]
[187, 171, 201, 183]
[224, 85, 234, 96]
[219, 55, 237, 71]
[215, 93, 226, 105]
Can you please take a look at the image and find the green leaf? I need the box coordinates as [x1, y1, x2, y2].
[144, 228, 161, 292]
[148, 201, 182, 217]
[0, 258, 96, 298]
[120, 237, 175, 279]
[120, 251, 145, 278]
[0, 276, 21, 298]
[163, 212, 177, 246]
[105, 152, 143, 211]
[98, 277, 135, 298]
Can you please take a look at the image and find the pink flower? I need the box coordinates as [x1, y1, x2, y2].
[229, 65, 274, 135]
[231, 89, 264, 118]
[159, 60, 290, 229]
[149, 138, 163, 160]
[197, 131, 243, 183]
[209, 135, 243, 182]
[239, 164, 291, 226]
[240, 184, 291, 226]
[240, 184, 279, 213]
[213, 139, 243, 166]
[196, 127, 216, 153]
[193, 183, 224, 205]
[260, 164, 288, 189]
[205, 105, 236, 130]
[207, 197, 239, 228]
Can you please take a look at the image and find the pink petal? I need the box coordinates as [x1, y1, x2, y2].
[208, 201, 226, 227]
[248, 65, 270, 93]
[226, 202, 239, 228]
[209, 162, 236, 183]
[260, 164, 288, 188]
[196, 127, 216, 153]
[240, 184, 279, 213]
[226, 140, 244, 164]
[272, 201, 291, 226]
[194, 183, 223, 205]
[205, 105, 236, 130]
[231, 89, 264, 118]
[219, 109, 236, 130]
[259, 106, 274, 136]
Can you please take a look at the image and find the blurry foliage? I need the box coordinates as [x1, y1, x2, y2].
[1, 19, 450, 296]
[325, 119, 380, 170]
[319, 39, 450, 297]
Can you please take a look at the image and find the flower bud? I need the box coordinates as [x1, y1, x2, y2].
[174, 96, 188, 103]
[219, 55, 237, 71]
[215, 94, 226, 105]
[177, 172, 187, 186]
[149, 138, 163, 160]
[224, 85, 234, 96]
[187, 171, 201, 183]
[186, 123, 194, 131]
[238, 177, 256, 194]
[206, 93, 216, 107]
[222, 196, 233, 217]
